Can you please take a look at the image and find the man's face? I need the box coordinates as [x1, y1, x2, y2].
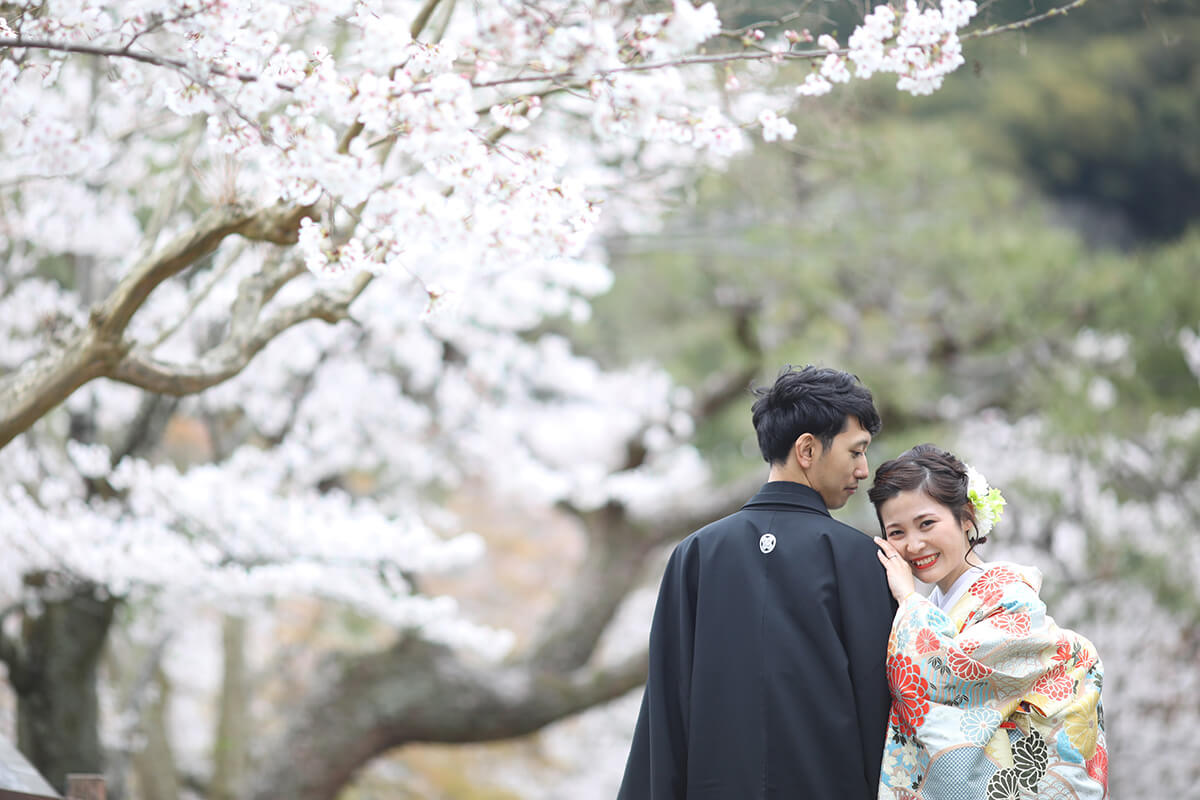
[807, 417, 872, 510]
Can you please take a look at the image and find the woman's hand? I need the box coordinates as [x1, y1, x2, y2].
[874, 537, 917, 604]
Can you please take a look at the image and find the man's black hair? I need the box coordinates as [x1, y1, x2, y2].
[750, 365, 882, 464]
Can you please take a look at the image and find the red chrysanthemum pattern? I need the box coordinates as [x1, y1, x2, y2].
[1053, 637, 1073, 664]
[915, 628, 941, 655]
[990, 612, 1031, 636]
[948, 644, 993, 680]
[1086, 743, 1109, 785]
[888, 653, 931, 737]
[970, 587, 1005, 610]
[1032, 667, 1076, 702]
[970, 567, 1021, 599]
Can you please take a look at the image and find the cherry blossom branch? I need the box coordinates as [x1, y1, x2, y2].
[111, 270, 372, 395]
[720, 9, 809, 39]
[409, 0, 451, 40]
[120, 5, 211, 53]
[467, 47, 825, 93]
[961, 0, 1090, 40]
[146, 243, 246, 352]
[94, 203, 306, 339]
[0, 203, 311, 449]
[225, 254, 308, 344]
[337, 0, 454, 161]
[144, 251, 307, 395]
[0, 36, 284, 84]
[425, 0, 458, 42]
[5, 0, 1092, 102]
[4, 34, 778, 96]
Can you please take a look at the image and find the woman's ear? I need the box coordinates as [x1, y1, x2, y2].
[963, 512, 984, 545]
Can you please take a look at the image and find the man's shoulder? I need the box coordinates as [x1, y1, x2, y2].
[667, 509, 752, 555]
[689, 503, 872, 544]
[810, 515, 877, 553]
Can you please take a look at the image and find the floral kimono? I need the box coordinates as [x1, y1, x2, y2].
[878, 562, 1108, 800]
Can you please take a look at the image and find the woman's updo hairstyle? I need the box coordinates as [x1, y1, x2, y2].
[867, 444, 984, 543]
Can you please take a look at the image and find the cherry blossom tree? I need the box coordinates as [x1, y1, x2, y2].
[0, 0, 1091, 795]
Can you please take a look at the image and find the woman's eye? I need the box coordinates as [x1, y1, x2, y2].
[920, 520, 935, 528]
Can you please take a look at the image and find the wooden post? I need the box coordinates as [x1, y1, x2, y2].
[65, 775, 105, 800]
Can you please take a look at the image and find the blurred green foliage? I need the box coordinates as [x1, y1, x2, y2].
[721, 0, 1200, 241]
[573, 0, 1200, 473]
[965, 25, 1199, 241]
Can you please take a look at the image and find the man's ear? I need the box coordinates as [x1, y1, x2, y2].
[794, 433, 820, 468]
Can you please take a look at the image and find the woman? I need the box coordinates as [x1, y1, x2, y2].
[869, 444, 1108, 800]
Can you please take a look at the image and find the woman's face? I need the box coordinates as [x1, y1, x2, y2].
[879, 489, 976, 594]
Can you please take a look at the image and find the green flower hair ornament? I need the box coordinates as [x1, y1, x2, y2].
[966, 465, 1006, 539]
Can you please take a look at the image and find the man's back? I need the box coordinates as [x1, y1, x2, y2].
[618, 481, 894, 799]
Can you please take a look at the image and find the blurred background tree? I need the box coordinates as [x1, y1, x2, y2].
[3, 0, 1197, 796]
[495, 1, 1200, 796]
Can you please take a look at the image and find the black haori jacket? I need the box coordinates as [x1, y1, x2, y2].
[617, 481, 895, 800]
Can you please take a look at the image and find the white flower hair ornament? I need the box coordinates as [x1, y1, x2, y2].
[965, 465, 1006, 542]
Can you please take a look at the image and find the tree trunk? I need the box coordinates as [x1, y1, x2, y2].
[131, 666, 180, 800]
[209, 616, 249, 800]
[15, 582, 116, 793]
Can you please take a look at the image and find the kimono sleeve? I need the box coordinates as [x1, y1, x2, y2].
[887, 575, 1056, 741]
[617, 539, 700, 800]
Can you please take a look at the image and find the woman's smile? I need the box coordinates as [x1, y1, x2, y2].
[911, 553, 939, 570]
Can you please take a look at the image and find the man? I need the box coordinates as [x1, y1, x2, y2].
[617, 365, 895, 800]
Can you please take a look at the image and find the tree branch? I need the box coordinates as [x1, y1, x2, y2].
[530, 292, 764, 671]
[0, 36, 298, 90]
[91, 203, 302, 340]
[962, 0, 1091, 40]
[409, 0, 448, 40]
[111, 271, 372, 395]
[247, 637, 647, 800]
[693, 365, 759, 422]
[0, 203, 309, 449]
[4, 0, 1094, 104]
[524, 502, 656, 671]
[0, 324, 128, 451]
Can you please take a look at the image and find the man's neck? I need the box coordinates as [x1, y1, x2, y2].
[767, 463, 811, 488]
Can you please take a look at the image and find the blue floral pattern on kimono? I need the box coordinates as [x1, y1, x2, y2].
[878, 563, 1108, 800]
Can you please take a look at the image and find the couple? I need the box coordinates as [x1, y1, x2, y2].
[617, 366, 1108, 800]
